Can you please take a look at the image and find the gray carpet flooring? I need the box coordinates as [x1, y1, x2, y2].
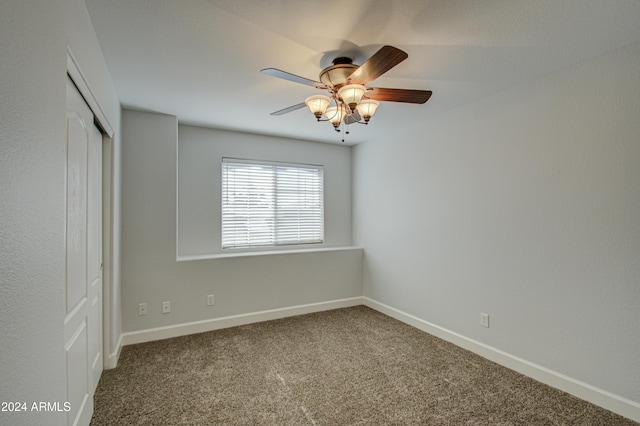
[91, 306, 636, 425]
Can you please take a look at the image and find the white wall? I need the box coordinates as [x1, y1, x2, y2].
[121, 111, 361, 334]
[178, 125, 353, 256]
[354, 41, 640, 408]
[0, 1, 121, 425]
[0, 4, 67, 424]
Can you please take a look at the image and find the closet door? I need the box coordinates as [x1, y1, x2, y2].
[64, 75, 103, 426]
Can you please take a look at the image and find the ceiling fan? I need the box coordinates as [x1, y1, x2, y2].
[261, 45, 432, 137]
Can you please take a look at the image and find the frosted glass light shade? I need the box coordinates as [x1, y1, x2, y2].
[305, 95, 331, 119]
[338, 84, 366, 111]
[325, 105, 347, 127]
[355, 99, 380, 122]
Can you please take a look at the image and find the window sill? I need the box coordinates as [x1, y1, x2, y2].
[176, 246, 363, 262]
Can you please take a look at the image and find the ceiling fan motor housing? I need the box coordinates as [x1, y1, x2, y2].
[319, 57, 358, 89]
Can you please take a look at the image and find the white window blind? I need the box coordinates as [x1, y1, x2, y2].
[222, 158, 324, 249]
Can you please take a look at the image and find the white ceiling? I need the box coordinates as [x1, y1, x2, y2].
[85, 0, 640, 145]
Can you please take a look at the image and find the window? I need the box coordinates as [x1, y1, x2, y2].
[221, 158, 324, 249]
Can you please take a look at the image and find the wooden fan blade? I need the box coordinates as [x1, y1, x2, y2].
[261, 68, 328, 90]
[347, 46, 408, 85]
[365, 88, 432, 104]
[270, 102, 307, 116]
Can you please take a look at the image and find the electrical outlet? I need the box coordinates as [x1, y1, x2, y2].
[162, 301, 171, 314]
[480, 312, 490, 328]
[138, 303, 147, 316]
[207, 294, 215, 306]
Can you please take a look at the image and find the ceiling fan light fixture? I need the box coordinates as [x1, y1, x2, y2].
[305, 95, 331, 120]
[325, 105, 347, 128]
[337, 84, 366, 112]
[355, 99, 380, 123]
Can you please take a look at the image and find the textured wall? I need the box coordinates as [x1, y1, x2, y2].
[0, 4, 67, 425]
[178, 125, 353, 256]
[0, 1, 121, 425]
[121, 111, 361, 333]
[353, 42, 640, 404]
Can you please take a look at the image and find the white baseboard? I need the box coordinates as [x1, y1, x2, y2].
[122, 297, 364, 346]
[105, 333, 123, 369]
[363, 297, 640, 423]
